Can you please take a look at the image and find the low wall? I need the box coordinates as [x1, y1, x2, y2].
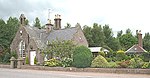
[0, 64, 150, 74]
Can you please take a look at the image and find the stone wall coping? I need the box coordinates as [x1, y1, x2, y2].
[0, 64, 150, 74]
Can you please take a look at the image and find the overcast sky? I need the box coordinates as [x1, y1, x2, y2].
[0, 0, 150, 36]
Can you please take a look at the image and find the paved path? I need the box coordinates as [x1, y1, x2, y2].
[0, 68, 149, 78]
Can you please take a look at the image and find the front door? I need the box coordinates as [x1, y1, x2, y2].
[30, 51, 36, 65]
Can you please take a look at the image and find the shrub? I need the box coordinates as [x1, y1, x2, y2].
[108, 62, 119, 68]
[61, 57, 73, 67]
[72, 46, 93, 68]
[118, 60, 130, 68]
[34, 57, 37, 64]
[128, 57, 144, 68]
[44, 58, 61, 67]
[98, 51, 105, 57]
[25, 56, 29, 64]
[91, 55, 109, 68]
[116, 50, 126, 61]
[3, 52, 11, 63]
[11, 51, 18, 59]
[142, 62, 149, 69]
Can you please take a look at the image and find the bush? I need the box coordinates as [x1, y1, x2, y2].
[34, 57, 37, 64]
[3, 52, 11, 63]
[108, 62, 119, 68]
[44, 58, 61, 67]
[116, 50, 126, 61]
[72, 46, 93, 68]
[128, 57, 144, 68]
[61, 57, 73, 67]
[11, 51, 18, 59]
[98, 51, 105, 57]
[25, 56, 29, 64]
[118, 60, 130, 68]
[142, 62, 149, 69]
[91, 55, 109, 68]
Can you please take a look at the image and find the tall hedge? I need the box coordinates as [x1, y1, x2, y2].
[72, 46, 93, 68]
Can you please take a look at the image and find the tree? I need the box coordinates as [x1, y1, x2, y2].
[119, 33, 137, 50]
[83, 25, 94, 46]
[25, 19, 29, 25]
[64, 23, 71, 28]
[45, 40, 76, 60]
[91, 23, 105, 46]
[0, 17, 19, 48]
[143, 32, 150, 51]
[117, 30, 123, 38]
[34, 17, 41, 29]
[103, 24, 120, 51]
[126, 28, 132, 34]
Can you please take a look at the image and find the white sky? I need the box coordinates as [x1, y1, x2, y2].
[0, 0, 150, 36]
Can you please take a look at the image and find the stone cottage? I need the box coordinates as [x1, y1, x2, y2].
[10, 14, 88, 65]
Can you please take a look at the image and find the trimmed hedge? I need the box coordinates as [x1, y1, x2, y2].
[72, 46, 93, 68]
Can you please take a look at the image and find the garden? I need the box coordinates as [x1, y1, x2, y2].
[43, 40, 150, 69]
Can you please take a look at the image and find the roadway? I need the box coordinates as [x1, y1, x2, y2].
[0, 68, 149, 78]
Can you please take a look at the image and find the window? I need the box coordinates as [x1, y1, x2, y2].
[19, 40, 25, 58]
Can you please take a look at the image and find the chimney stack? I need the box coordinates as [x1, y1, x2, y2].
[138, 30, 143, 47]
[45, 19, 53, 33]
[54, 14, 61, 30]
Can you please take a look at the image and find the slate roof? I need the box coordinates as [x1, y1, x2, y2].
[23, 25, 79, 49]
[125, 44, 147, 54]
[46, 27, 78, 42]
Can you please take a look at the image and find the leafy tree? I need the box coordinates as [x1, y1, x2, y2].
[103, 24, 120, 51]
[0, 17, 19, 48]
[34, 17, 41, 29]
[25, 19, 29, 25]
[126, 28, 132, 34]
[83, 25, 94, 46]
[119, 33, 137, 50]
[45, 40, 75, 60]
[64, 23, 71, 28]
[117, 30, 123, 38]
[143, 32, 150, 51]
[91, 23, 105, 46]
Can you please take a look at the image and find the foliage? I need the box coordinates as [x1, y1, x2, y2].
[116, 50, 127, 61]
[143, 33, 150, 51]
[128, 57, 144, 68]
[91, 55, 109, 68]
[98, 51, 105, 57]
[119, 33, 137, 50]
[3, 52, 11, 63]
[108, 62, 119, 68]
[25, 56, 29, 64]
[34, 57, 37, 64]
[0, 17, 19, 48]
[142, 62, 149, 69]
[45, 40, 75, 60]
[11, 51, 18, 59]
[33, 17, 41, 29]
[72, 46, 93, 68]
[83, 26, 94, 46]
[118, 60, 130, 68]
[140, 52, 150, 62]
[64, 23, 71, 28]
[61, 57, 73, 67]
[44, 58, 61, 67]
